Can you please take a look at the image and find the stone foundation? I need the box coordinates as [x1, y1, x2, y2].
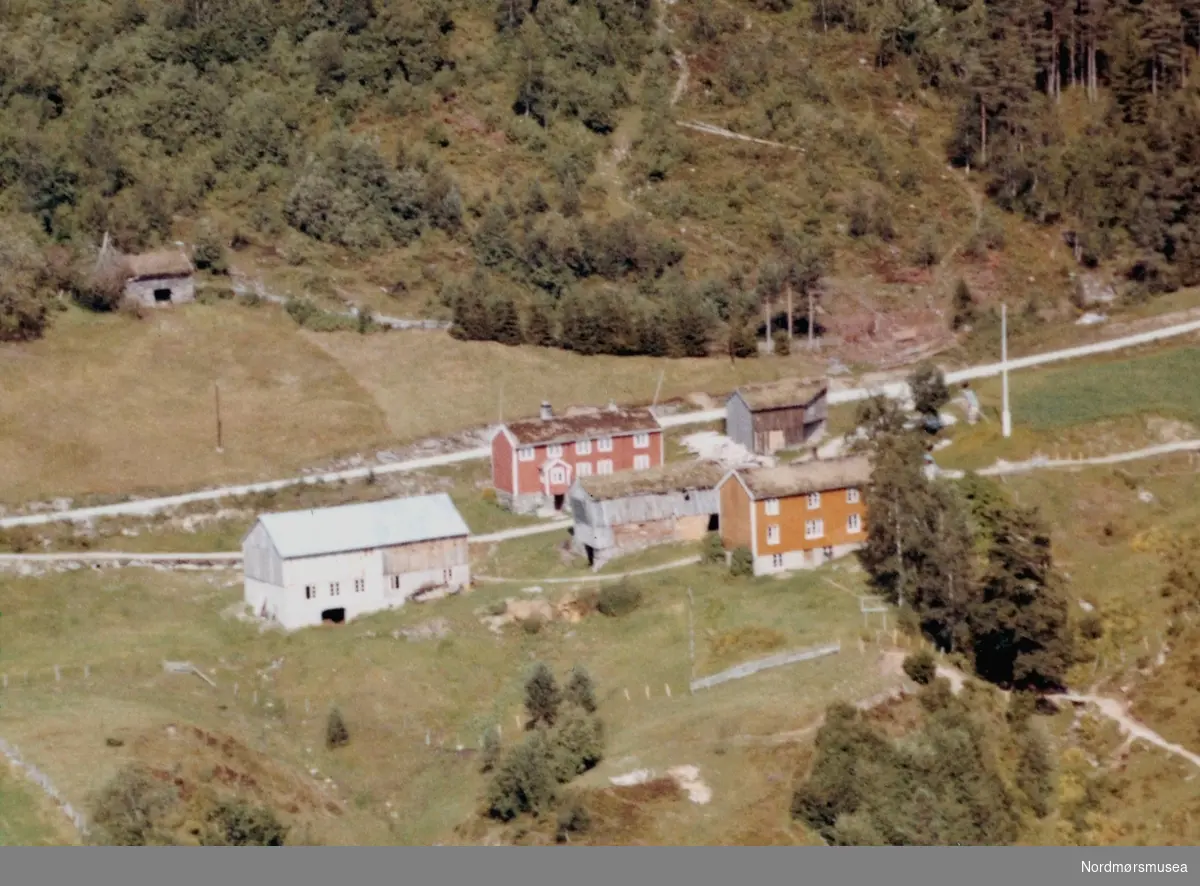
[753, 542, 862, 576]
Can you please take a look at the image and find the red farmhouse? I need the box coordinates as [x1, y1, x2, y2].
[490, 401, 664, 514]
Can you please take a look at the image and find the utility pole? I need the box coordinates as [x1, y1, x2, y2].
[687, 588, 695, 694]
[808, 289, 815, 350]
[214, 382, 224, 453]
[651, 369, 665, 412]
[1001, 303, 1012, 438]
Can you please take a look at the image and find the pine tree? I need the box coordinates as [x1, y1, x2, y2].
[490, 292, 524, 345]
[524, 178, 549, 214]
[325, 707, 350, 749]
[908, 481, 978, 653]
[525, 662, 562, 729]
[450, 275, 493, 341]
[856, 430, 933, 607]
[525, 298, 557, 347]
[474, 203, 515, 268]
[970, 503, 1073, 691]
[909, 362, 950, 418]
[564, 664, 597, 713]
[951, 278, 976, 329]
[560, 175, 582, 218]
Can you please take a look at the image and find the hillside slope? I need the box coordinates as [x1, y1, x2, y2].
[4, 0, 1169, 364]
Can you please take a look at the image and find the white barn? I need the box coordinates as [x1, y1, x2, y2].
[242, 494, 471, 631]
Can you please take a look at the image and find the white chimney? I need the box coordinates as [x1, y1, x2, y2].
[540, 401, 553, 421]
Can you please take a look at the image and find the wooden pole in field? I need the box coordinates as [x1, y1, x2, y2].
[215, 382, 224, 452]
[1001, 304, 1012, 439]
[687, 587, 696, 694]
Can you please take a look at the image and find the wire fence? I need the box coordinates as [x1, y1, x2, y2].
[0, 737, 89, 837]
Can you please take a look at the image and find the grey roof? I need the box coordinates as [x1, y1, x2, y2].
[253, 494, 469, 560]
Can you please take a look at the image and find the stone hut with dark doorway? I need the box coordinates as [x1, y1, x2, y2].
[123, 249, 196, 307]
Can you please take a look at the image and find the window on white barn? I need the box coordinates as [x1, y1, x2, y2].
[443, 569, 453, 584]
[305, 585, 316, 600]
[634, 454, 650, 470]
[767, 524, 781, 545]
[576, 439, 592, 455]
[354, 579, 365, 593]
[633, 432, 650, 449]
[518, 446, 535, 461]
[772, 554, 784, 568]
[330, 582, 340, 597]
[597, 436, 613, 452]
[391, 576, 401, 590]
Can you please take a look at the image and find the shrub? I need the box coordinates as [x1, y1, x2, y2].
[597, 580, 643, 618]
[201, 801, 288, 846]
[730, 546, 754, 577]
[73, 262, 128, 313]
[285, 297, 319, 326]
[1078, 612, 1104, 641]
[701, 531, 726, 565]
[238, 291, 263, 308]
[549, 707, 605, 781]
[555, 800, 592, 843]
[908, 362, 949, 418]
[951, 279, 976, 330]
[912, 228, 940, 268]
[521, 613, 546, 635]
[903, 649, 937, 685]
[480, 730, 502, 774]
[486, 732, 558, 821]
[524, 663, 562, 728]
[326, 707, 350, 749]
[90, 764, 179, 846]
[564, 665, 598, 714]
[0, 527, 38, 553]
[486, 599, 509, 617]
[193, 220, 229, 274]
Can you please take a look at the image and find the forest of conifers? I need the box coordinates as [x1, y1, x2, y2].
[0, 0, 1198, 353]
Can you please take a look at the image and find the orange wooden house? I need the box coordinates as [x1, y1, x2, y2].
[716, 455, 871, 575]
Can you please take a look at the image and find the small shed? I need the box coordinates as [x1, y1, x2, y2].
[726, 378, 829, 455]
[568, 460, 725, 569]
[123, 249, 196, 307]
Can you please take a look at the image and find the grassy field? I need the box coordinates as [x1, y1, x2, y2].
[0, 303, 826, 507]
[0, 556, 890, 845]
[0, 768, 74, 846]
[0, 305, 389, 506]
[934, 343, 1200, 471]
[1000, 460, 1200, 750]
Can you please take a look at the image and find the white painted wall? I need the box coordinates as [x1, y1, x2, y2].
[753, 542, 862, 576]
[244, 545, 470, 631]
